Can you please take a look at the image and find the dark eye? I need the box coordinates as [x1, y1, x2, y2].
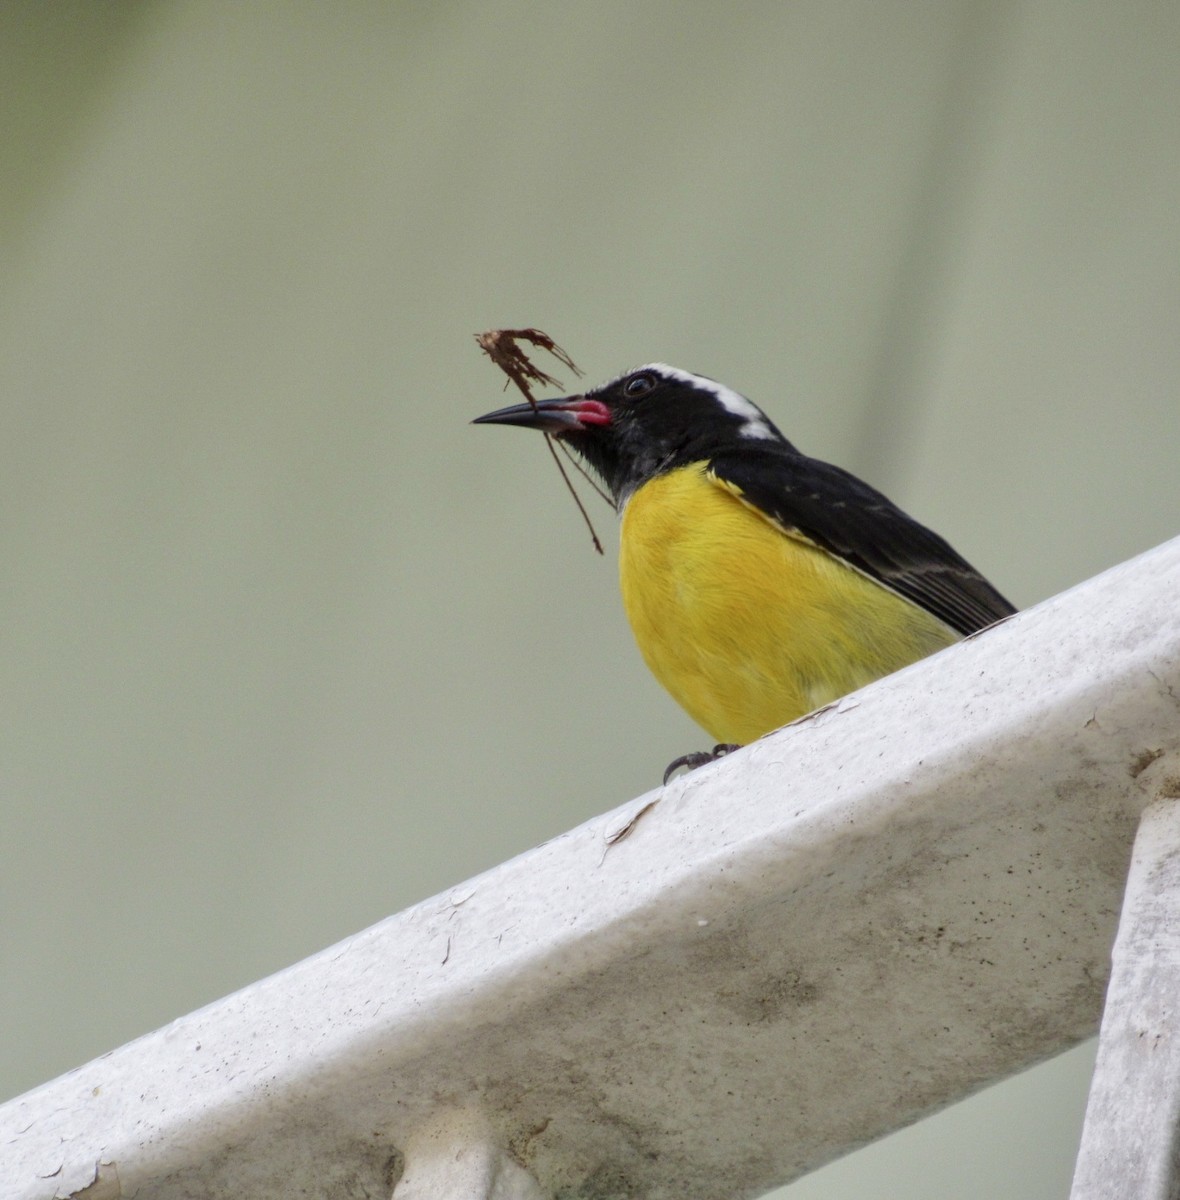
[623, 372, 657, 398]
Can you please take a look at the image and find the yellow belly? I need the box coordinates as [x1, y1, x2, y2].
[619, 464, 960, 744]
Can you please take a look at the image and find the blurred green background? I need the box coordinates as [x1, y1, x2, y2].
[3, 3, 1177, 1196]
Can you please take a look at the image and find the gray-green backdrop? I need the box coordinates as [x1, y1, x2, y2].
[4, 3, 1178, 1196]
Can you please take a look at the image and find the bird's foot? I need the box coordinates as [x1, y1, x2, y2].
[663, 743, 742, 785]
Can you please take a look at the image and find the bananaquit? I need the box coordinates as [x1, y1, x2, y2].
[474, 364, 1015, 769]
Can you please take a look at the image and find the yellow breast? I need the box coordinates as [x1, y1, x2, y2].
[618, 464, 959, 744]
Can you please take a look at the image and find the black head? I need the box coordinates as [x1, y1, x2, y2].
[472, 363, 793, 505]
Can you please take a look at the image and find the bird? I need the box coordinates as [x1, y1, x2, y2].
[473, 363, 1016, 776]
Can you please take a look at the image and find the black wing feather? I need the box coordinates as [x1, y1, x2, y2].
[707, 446, 1016, 636]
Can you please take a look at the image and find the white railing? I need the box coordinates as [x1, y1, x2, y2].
[3, 537, 1178, 1200]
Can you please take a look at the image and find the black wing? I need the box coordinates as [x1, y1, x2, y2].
[707, 446, 1016, 636]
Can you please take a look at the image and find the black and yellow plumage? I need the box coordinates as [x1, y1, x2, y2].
[474, 363, 1014, 751]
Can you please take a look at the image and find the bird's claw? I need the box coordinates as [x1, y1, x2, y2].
[663, 743, 741, 785]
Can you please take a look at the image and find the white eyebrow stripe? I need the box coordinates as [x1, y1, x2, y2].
[639, 363, 780, 440]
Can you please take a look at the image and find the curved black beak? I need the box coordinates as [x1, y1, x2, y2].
[472, 395, 611, 433]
